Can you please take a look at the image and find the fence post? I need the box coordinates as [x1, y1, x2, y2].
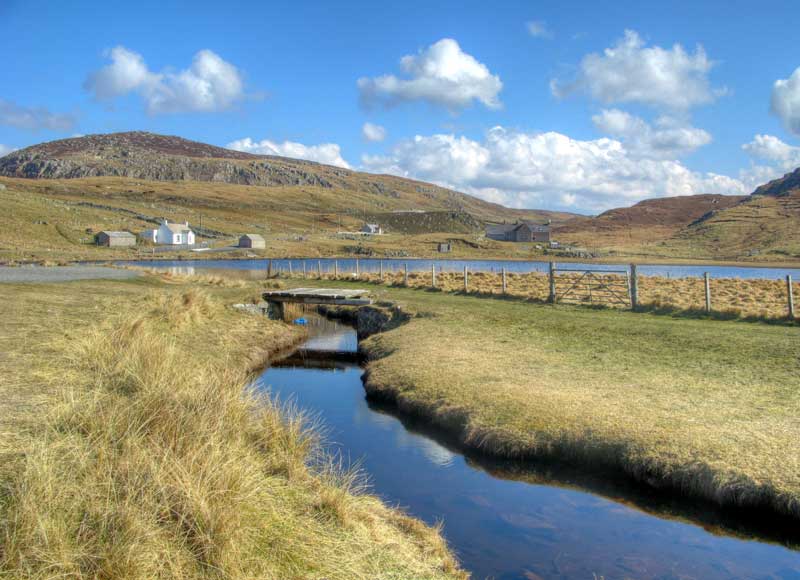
[464, 265, 469, 292]
[704, 272, 712, 313]
[334, 260, 338, 279]
[432, 264, 437, 288]
[502, 268, 507, 294]
[380, 260, 384, 282]
[302, 260, 307, 279]
[630, 264, 638, 310]
[356, 258, 360, 278]
[548, 262, 556, 303]
[288, 261, 293, 277]
[267, 259, 272, 279]
[788, 275, 795, 320]
[318, 260, 322, 279]
[404, 263, 409, 286]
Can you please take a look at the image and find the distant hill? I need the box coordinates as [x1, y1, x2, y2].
[554, 194, 747, 253]
[0, 132, 573, 227]
[751, 166, 800, 197]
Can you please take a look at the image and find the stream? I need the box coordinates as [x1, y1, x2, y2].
[256, 314, 800, 580]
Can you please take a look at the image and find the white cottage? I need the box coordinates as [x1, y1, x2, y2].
[155, 220, 196, 245]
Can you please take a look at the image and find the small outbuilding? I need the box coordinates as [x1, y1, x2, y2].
[239, 233, 266, 249]
[95, 231, 136, 247]
[361, 223, 383, 235]
[437, 242, 451, 253]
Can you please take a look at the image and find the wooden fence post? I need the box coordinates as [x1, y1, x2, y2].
[404, 263, 409, 286]
[704, 272, 712, 313]
[356, 259, 360, 278]
[317, 260, 322, 279]
[267, 259, 272, 279]
[502, 268, 507, 294]
[630, 264, 638, 310]
[302, 261, 306, 279]
[787, 275, 795, 320]
[334, 260, 339, 279]
[432, 264, 437, 288]
[464, 266, 469, 292]
[380, 260, 384, 282]
[548, 262, 556, 303]
[288, 261, 293, 277]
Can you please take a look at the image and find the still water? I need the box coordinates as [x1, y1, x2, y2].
[256, 316, 800, 580]
[121, 258, 800, 280]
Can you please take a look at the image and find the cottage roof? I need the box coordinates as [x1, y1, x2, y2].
[486, 221, 549, 234]
[99, 231, 135, 238]
[241, 233, 265, 241]
[164, 222, 192, 234]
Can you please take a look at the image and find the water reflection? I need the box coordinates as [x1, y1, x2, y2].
[258, 319, 800, 580]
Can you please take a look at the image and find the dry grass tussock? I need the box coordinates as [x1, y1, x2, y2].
[351, 271, 798, 320]
[0, 289, 464, 580]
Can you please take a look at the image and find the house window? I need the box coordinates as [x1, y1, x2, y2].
[175, 234, 181, 244]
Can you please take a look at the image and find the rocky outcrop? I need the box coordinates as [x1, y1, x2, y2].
[751, 167, 800, 197]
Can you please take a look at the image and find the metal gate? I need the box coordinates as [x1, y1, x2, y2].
[553, 267, 631, 307]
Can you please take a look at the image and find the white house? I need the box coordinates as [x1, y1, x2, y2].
[155, 220, 196, 245]
[361, 223, 383, 235]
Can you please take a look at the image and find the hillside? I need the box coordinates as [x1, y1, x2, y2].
[0, 132, 572, 226]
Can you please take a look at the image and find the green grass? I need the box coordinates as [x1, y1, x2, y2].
[0, 276, 465, 579]
[295, 279, 800, 519]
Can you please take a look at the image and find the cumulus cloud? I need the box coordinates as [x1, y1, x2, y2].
[357, 38, 502, 111]
[552, 30, 723, 110]
[362, 122, 386, 142]
[592, 108, 711, 158]
[0, 99, 76, 131]
[771, 67, 800, 135]
[526, 20, 552, 39]
[362, 126, 745, 211]
[85, 46, 247, 114]
[226, 137, 351, 169]
[742, 134, 800, 169]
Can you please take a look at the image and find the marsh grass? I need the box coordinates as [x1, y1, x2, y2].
[0, 282, 464, 580]
[293, 279, 800, 521]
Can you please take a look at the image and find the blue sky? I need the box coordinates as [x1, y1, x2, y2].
[3, 0, 800, 213]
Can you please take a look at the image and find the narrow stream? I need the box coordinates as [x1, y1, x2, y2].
[256, 314, 800, 580]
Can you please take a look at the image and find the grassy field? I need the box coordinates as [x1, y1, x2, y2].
[0, 275, 464, 579]
[350, 270, 800, 321]
[296, 279, 800, 520]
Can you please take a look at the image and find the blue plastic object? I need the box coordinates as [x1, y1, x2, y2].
[293, 317, 308, 325]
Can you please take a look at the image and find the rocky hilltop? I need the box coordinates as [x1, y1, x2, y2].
[751, 166, 800, 197]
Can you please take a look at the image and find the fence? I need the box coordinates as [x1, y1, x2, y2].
[264, 259, 799, 321]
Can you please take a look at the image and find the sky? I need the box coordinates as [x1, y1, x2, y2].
[3, 0, 800, 214]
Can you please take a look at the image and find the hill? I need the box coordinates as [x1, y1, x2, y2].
[0, 132, 572, 226]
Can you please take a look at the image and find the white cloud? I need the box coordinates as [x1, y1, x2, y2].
[226, 137, 351, 169]
[0, 144, 15, 157]
[592, 108, 711, 158]
[357, 38, 502, 111]
[771, 67, 800, 135]
[742, 134, 800, 170]
[526, 20, 552, 39]
[362, 122, 387, 142]
[85, 46, 247, 114]
[552, 30, 723, 110]
[362, 127, 745, 212]
[0, 99, 76, 131]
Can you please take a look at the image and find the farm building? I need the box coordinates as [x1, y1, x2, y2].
[139, 229, 158, 243]
[486, 222, 550, 243]
[94, 231, 136, 247]
[155, 220, 196, 245]
[361, 223, 383, 235]
[239, 233, 266, 249]
[437, 242, 452, 253]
